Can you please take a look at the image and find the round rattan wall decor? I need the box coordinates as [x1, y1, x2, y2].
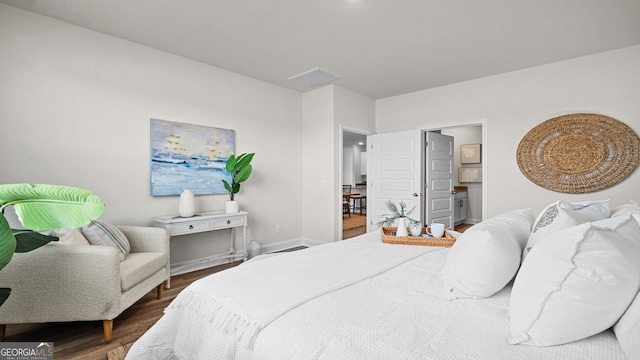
[516, 113, 640, 193]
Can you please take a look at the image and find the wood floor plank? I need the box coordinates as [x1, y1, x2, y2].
[4, 261, 243, 359]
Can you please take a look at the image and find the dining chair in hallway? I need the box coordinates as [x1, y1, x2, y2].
[342, 184, 351, 217]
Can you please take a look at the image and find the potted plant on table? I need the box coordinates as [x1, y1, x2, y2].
[0, 183, 105, 306]
[222, 153, 255, 213]
[376, 200, 420, 237]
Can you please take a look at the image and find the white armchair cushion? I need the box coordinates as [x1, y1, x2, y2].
[509, 216, 640, 346]
[82, 220, 131, 261]
[120, 252, 168, 291]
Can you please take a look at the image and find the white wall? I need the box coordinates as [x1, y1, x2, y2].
[301, 86, 335, 243]
[376, 45, 640, 216]
[0, 5, 303, 264]
[301, 85, 375, 243]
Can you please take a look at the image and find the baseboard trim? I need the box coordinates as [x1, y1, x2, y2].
[260, 237, 326, 254]
[170, 253, 245, 276]
[170, 237, 327, 275]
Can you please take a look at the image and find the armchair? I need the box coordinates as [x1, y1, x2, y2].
[0, 225, 170, 342]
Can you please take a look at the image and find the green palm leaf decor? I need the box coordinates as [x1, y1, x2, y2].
[0, 184, 105, 306]
[0, 183, 105, 270]
[0, 215, 16, 274]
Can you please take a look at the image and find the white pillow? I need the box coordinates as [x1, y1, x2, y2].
[442, 208, 534, 300]
[523, 200, 610, 260]
[614, 290, 640, 360]
[611, 200, 640, 225]
[509, 215, 640, 346]
[82, 220, 130, 261]
[49, 228, 90, 246]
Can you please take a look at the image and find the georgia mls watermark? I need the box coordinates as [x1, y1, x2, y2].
[0, 342, 53, 360]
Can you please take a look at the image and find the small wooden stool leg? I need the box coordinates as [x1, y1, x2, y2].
[103, 319, 113, 342]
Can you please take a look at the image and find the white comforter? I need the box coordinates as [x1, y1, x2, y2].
[127, 231, 626, 360]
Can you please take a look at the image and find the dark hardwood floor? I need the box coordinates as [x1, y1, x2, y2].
[3, 262, 242, 360]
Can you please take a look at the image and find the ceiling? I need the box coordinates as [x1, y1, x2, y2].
[2, 0, 640, 99]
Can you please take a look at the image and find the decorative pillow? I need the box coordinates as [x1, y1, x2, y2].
[522, 199, 610, 260]
[509, 215, 640, 346]
[49, 228, 90, 246]
[442, 208, 534, 300]
[611, 200, 640, 225]
[82, 220, 130, 261]
[614, 290, 640, 360]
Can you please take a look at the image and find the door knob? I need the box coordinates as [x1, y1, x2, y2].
[413, 193, 419, 197]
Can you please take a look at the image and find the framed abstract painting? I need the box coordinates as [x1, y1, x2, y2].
[150, 118, 234, 196]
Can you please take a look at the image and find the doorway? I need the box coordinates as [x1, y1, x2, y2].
[340, 126, 372, 239]
[366, 121, 486, 233]
[425, 122, 486, 226]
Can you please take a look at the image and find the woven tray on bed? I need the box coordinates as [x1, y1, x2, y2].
[382, 227, 456, 247]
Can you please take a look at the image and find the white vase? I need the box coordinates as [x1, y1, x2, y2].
[226, 200, 239, 213]
[178, 189, 195, 217]
[395, 218, 408, 237]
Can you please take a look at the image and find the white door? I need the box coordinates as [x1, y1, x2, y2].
[425, 132, 454, 228]
[367, 130, 422, 232]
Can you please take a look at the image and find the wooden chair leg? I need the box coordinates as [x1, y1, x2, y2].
[0, 324, 5, 342]
[157, 283, 164, 299]
[103, 319, 113, 343]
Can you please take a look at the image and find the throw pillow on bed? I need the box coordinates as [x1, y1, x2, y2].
[614, 290, 640, 360]
[522, 200, 610, 260]
[509, 215, 640, 347]
[611, 200, 640, 225]
[442, 208, 534, 300]
[82, 220, 131, 261]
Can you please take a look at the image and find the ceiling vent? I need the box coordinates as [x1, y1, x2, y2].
[287, 67, 342, 88]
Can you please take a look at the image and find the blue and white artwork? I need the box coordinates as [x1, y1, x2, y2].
[150, 118, 234, 196]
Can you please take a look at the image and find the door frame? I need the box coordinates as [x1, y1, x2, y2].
[418, 119, 488, 222]
[339, 125, 375, 240]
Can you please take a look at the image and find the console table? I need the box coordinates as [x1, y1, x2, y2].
[152, 211, 248, 277]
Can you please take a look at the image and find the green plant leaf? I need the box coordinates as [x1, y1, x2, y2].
[376, 200, 418, 228]
[0, 214, 16, 272]
[13, 229, 58, 253]
[222, 179, 232, 192]
[234, 164, 252, 183]
[235, 153, 254, 170]
[225, 155, 237, 173]
[0, 184, 105, 231]
[0, 288, 10, 307]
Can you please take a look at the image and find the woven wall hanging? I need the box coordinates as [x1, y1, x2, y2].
[516, 113, 640, 193]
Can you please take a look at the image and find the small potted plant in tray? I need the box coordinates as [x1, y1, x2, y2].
[376, 200, 421, 237]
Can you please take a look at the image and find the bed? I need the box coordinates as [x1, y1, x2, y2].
[127, 202, 640, 360]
